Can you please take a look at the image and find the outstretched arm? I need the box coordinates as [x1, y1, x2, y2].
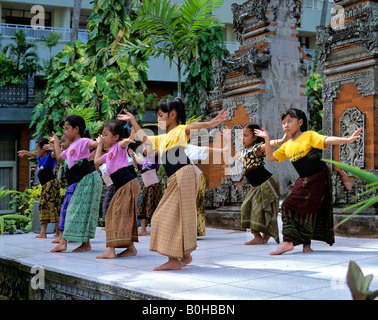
[18, 150, 37, 159]
[324, 128, 363, 146]
[185, 109, 229, 134]
[258, 132, 290, 154]
[117, 110, 150, 144]
[254, 129, 277, 162]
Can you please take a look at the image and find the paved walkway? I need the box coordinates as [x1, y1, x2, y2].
[0, 224, 377, 300]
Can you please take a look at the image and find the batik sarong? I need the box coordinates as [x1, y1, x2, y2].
[281, 167, 334, 246]
[150, 165, 199, 259]
[105, 178, 140, 247]
[241, 175, 280, 243]
[137, 182, 163, 222]
[196, 172, 206, 237]
[102, 184, 116, 220]
[62, 171, 102, 242]
[58, 182, 78, 232]
[39, 178, 61, 225]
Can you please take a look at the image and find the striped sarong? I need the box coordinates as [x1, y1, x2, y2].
[39, 178, 61, 225]
[150, 165, 199, 259]
[281, 167, 334, 246]
[58, 182, 78, 232]
[62, 171, 102, 242]
[241, 175, 280, 243]
[105, 178, 140, 247]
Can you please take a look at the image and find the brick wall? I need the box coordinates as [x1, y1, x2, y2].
[333, 82, 377, 182]
[197, 105, 250, 189]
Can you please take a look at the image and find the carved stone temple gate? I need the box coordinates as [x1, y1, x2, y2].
[197, 0, 311, 228]
[316, 0, 378, 237]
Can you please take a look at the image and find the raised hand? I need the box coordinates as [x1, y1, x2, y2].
[212, 109, 229, 125]
[17, 150, 28, 158]
[49, 131, 59, 144]
[117, 109, 135, 122]
[349, 128, 363, 142]
[96, 134, 104, 145]
[254, 128, 270, 140]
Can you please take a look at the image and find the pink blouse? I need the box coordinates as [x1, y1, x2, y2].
[100, 141, 129, 176]
[60, 138, 92, 169]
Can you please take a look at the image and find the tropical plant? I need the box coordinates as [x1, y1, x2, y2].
[325, 160, 378, 228]
[0, 214, 31, 235]
[0, 186, 31, 235]
[347, 261, 378, 300]
[30, 40, 87, 138]
[30, 0, 151, 138]
[0, 53, 23, 86]
[0, 186, 20, 201]
[66, 104, 104, 138]
[2, 30, 40, 75]
[133, 0, 225, 96]
[183, 26, 229, 117]
[305, 73, 324, 133]
[40, 31, 62, 76]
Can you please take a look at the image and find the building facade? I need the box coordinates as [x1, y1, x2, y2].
[0, 0, 333, 213]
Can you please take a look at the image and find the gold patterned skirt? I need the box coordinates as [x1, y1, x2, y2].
[105, 178, 140, 248]
[196, 173, 206, 236]
[39, 178, 61, 224]
[150, 165, 199, 259]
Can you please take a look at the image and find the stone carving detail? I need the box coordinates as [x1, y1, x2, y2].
[339, 107, 365, 175]
[355, 74, 376, 96]
[315, 25, 333, 68]
[221, 47, 272, 79]
[232, 1, 268, 43]
[357, 8, 378, 54]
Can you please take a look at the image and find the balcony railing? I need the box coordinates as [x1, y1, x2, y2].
[0, 23, 89, 44]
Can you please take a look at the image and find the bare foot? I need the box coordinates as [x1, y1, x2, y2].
[270, 241, 294, 255]
[179, 254, 192, 267]
[36, 233, 47, 238]
[303, 244, 313, 253]
[116, 245, 137, 257]
[52, 234, 62, 243]
[72, 242, 91, 252]
[50, 241, 67, 252]
[96, 248, 116, 259]
[138, 230, 150, 236]
[153, 258, 182, 271]
[244, 237, 265, 245]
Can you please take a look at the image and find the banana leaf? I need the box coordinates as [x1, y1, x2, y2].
[323, 160, 378, 228]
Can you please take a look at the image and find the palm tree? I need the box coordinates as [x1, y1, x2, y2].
[133, 0, 225, 96]
[2, 30, 38, 70]
[40, 31, 62, 76]
[71, 0, 82, 42]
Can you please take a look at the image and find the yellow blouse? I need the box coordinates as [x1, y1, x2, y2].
[273, 131, 329, 163]
[147, 125, 190, 155]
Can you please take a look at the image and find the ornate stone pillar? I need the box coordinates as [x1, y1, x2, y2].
[199, 0, 311, 221]
[317, 0, 378, 236]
